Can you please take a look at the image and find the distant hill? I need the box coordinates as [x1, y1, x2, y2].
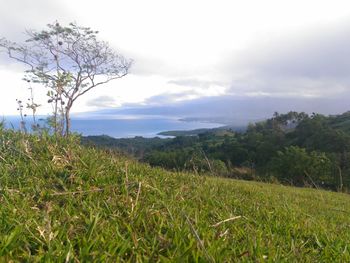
[84, 95, 350, 126]
[156, 111, 350, 137]
[157, 125, 245, 137]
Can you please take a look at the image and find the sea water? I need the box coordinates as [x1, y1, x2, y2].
[3, 116, 223, 138]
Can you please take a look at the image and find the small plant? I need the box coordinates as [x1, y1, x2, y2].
[26, 81, 41, 132]
[15, 99, 27, 133]
[15, 81, 42, 134]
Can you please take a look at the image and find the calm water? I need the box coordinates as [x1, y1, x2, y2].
[3, 116, 223, 138]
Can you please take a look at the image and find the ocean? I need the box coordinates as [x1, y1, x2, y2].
[3, 116, 224, 138]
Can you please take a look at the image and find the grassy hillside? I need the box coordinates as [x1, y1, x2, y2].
[1, 130, 350, 261]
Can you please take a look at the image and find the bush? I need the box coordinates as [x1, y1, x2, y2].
[268, 146, 333, 187]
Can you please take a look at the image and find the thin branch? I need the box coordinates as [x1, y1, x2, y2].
[73, 72, 128, 102]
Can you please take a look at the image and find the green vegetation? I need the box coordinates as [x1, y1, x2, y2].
[82, 135, 172, 158]
[158, 128, 215, 137]
[1, 127, 350, 261]
[85, 111, 350, 191]
[157, 125, 244, 137]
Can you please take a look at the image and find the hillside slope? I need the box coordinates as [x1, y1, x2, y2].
[0, 130, 350, 261]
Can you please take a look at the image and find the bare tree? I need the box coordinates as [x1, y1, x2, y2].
[0, 22, 132, 136]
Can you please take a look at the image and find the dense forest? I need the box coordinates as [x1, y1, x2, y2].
[83, 111, 350, 191]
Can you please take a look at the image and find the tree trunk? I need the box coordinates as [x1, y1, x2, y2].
[65, 109, 70, 137]
[65, 101, 73, 137]
[54, 99, 58, 136]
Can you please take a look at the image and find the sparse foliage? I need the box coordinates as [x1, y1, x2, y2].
[0, 22, 132, 136]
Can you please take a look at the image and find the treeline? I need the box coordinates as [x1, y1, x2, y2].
[83, 111, 350, 191]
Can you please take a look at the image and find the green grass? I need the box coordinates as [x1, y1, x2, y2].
[0, 130, 350, 262]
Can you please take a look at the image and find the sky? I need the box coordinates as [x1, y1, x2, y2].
[1, 0, 350, 122]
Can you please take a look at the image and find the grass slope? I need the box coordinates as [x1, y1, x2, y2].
[0, 130, 350, 262]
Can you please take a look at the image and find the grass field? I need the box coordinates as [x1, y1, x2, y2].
[1, 130, 350, 262]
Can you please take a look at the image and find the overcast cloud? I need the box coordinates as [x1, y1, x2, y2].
[224, 22, 350, 99]
[1, 0, 350, 119]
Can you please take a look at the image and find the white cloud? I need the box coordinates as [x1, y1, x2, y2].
[1, 0, 350, 115]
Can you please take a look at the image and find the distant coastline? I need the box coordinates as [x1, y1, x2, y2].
[3, 115, 225, 138]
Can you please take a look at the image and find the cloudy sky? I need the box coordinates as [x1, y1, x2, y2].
[1, 0, 350, 121]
